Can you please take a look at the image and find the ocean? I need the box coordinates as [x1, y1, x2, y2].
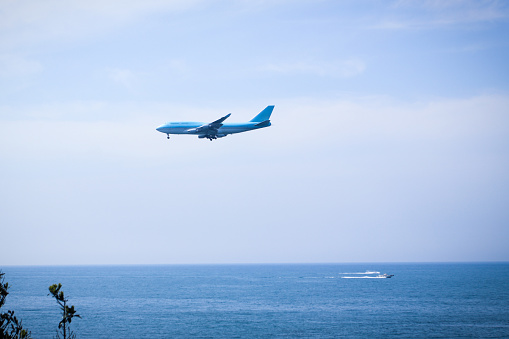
[1, 263, 508, 338]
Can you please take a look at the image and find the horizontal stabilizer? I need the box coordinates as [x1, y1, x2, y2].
[254, 120, 271, 127]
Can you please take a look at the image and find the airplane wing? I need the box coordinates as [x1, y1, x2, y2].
[209, 113, 231, 127]
[187, 113, 231, 134]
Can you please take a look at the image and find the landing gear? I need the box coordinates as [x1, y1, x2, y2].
[166, 134, 170, 139]
[199, 134, 222, 141]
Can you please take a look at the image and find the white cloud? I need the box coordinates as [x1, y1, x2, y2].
[3, 93, 507, 167]
[0, 0, 204, 51]
[261, 59, 366, 78]
[276, 93, 509, 146]
[161, 59, 191, 79]
[374, 0, 509, 30]
[2, 93, 509, 264]
[107, 68, 139, 89]
[1, 93, 508, 264]
[0, 54, 43, 77]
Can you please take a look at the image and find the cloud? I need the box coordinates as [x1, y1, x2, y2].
[374, 0, 509, 30]
[261, 59, 366, 78]
[278, 93, 509, 145]
[2, 93, 509, 264]
[107, 68, 140, 90]
[0, 0, 204, 51]
[161, 59, 191, 79]
[1, 93, 509, 264]
[0, 54, 43, 77]
[3, 93, 507, 167]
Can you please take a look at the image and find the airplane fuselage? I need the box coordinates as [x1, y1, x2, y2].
[156, 121, 270, 135]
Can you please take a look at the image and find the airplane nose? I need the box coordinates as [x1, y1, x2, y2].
[156, 125, 165, 132]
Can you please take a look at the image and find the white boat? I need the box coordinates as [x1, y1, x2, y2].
[377, 273, 394, 278]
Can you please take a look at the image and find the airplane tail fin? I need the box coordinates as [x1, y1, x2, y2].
[250, 105, 274, 122]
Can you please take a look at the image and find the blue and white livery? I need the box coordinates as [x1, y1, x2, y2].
[156, 105, 274, 141]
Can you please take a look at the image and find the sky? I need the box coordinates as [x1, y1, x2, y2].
[1, 0, 508, 265]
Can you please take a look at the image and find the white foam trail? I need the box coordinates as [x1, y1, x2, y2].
[341, 276, 386, 279]
[339, 271, 380, 275]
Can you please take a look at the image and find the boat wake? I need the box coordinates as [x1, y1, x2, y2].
[340, 271, 394, 279]
[339, 271, 380, 275]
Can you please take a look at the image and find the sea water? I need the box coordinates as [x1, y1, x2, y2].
[2, 263, 509, 338]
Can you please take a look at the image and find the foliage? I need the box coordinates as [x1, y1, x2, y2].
[0, 271, 31, 339]
[48, 284, 81, 339]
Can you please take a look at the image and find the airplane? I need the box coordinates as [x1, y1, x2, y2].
[156, 105, 274, 141]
